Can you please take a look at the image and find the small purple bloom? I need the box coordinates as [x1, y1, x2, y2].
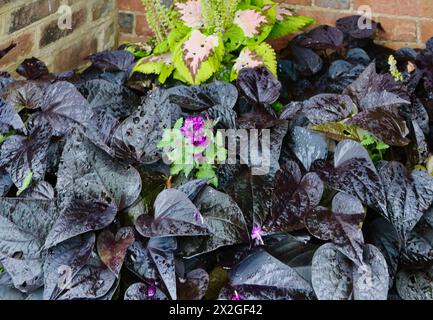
[194, 211, 204, 224]
[231, 290, 241, 300]
[180, 116, 210, 147]
[147, 285, 156, 297]
[251, 225, 265, 245]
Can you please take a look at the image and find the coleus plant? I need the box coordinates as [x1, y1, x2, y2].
[132, 0, 314, 84]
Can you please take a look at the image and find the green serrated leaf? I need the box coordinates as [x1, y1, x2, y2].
[269, 15, 315, 39]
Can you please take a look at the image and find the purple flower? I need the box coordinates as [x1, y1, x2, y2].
[180, 116, 209, 147]
[147, 285, 156, 297]
[251, 224, 265, 245]
[231, 290, 241, 300]
[194, 211, 204, 224]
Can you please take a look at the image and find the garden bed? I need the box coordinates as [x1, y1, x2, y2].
[1, 0, 433, 301]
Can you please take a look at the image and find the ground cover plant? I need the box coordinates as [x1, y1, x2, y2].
[1, 3, 433, 300]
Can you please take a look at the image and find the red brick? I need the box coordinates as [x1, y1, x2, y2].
[118, 0, 145, 13]
[376, 17, 417, 42]
[9, 0, 60, 33]
[420, 20, 433, 43]
[295, 8, 348, 27]
[353, 0, 433, 18]
[282, 0, 312, 5]
[135, 14, 154, 37]
[379, 41, 425, 50]
[0, 33, 34, 68]
[315, 0, 350, 10]
[53, 37, 98, 72]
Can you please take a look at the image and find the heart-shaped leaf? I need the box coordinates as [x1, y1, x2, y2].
[97, 227, 135, 276]
[29, 82, 92, 136]
[43, 233, 95, 300]
[44, 199, 117, 248]
[379, 161, 433, 241]
[305, 192, 365, 264]
[56, 129, 142, 209]
[135, 189, 210, 238]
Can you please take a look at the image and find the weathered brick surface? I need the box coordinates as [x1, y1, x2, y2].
[9, 0, 61, 33]
[315, 0, 351, 10]
[39, 7, 87, 48]
[0, 33, 34, 68]
[0, 0, 117, 74]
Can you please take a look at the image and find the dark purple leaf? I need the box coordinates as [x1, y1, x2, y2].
[265, 162, 324, 233]
[0, 169, 12, 196]
[236, 67, 281, 105]
[43, 233, 95, 300]
[97, 227, 135, 276]
[22, 181, 55, 200]
[336, 15, 382, 39]
[396, 267, 433, 300]
[2, 81, 44, 110]
[290, 44, 323, 76]
[221, 251, 315, 300]
[224, 166, 273, 229]
[289, 126, 328, 171]
[365, 217, 401, 282]
[16, 57, 50, 80]
[177, 179, 208, 201]
[0, 125, 51, 191]
[312, 243, 389, 300]
[111, 88, 181, 163]
[185, 186, 249, 256]
[0, 99, 24, 132]
[347, 107, 410, 146]
[344, 62, 408, 110]
[280, 94, 354, 125]
[313, 140, 387, 215]
[305, 192, 365, 264]
[379, 161, 433, 242]
[295, 25, 344, 50]
[56, 254, 116, 300]
[44, 199, 117, 248]
[135, 189, 210, 238]
[87, 50, 135, 73]
[29, 82, 92, 136]
[2, 258, 43, 293]
[167, 80, 238, 112]
[0, 199, 55, 259]
[177, 269, 209, 300]
[78, 79, 141, 119]
[126, 237, 177, 300]
[56, 129, 142, 210]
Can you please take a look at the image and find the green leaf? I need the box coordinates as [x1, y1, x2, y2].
[196, 163, 218, 187]
[230, 42, 277, 80]
[269, 15, 315, 38]
[172, 30, 224, 85]
[223, 26, 245, 52]
[311, 122, 361, 142]
[16, 170, 33, 196]
[133, 53, 174, 84]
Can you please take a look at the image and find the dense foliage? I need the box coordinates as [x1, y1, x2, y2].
[130, 0, 314, 84]
[1, 13, 433, 301]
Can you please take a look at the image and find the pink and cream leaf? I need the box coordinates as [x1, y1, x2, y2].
[175, 0, 204, 29]
[234, 9, 267, 38]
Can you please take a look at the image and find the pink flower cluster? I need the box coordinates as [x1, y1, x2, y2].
[180, 116, 209, 147]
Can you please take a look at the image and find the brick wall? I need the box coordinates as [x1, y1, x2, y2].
[118, 0, 433, 50]
[0, 0, 117, 75]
